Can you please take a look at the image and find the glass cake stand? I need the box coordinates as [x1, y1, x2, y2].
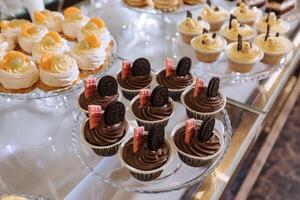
[72, 99, 232, 193]
[0, 193, 49, 200]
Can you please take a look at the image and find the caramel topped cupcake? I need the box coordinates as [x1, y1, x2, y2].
[255, 25, 293, 65]
[0, 19, 31, 43]
[34, 9, 64, 32]
[117, 58, 153, 100]
[178, 11, 210, 44]
[171, 117, 224, 167]
[153, 0, 181, 11]
[232, 2, 261, 26]
[191, 30, 227, 63]
[257, 12, 290, 35]
[221, 15, 256, 43]
[156, 57, 195, 100]
[124, 0, 149, 7]
[199, 1, 229, 31]
[226, 34, 263, 73]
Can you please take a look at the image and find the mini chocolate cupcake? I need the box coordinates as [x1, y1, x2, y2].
[77, 76, 120, 114]
[130, 86, 175, 131]
[117, 58, 153, 100]
[81, 101, 128, 156]
[171, 117, 224, 167]
[156, 57, 195, 101]
[119, 125, 173, 181]
[181, 77, 226, 120]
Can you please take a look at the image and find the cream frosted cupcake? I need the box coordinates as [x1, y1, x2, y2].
[77, 17, 111, 46]
[178, 11, 210, 44]
[255, 27, 293, 65]
[34, 9, 64, 33]
[153, 0, 181, 11]
[231, 2, 261, 26]
[18, 24, 48, 54]
[39, 54, 79, 87]
[221, 16, 256, 43]
[226, 35, 263, 73]
[0, 51, 39, 90]
[256, 12, 290, 35]
[62, 7, 89, 40]
[0, 34, 15, 58]
[183, 0, 204, 5]
[124, 0, 149, 7]
[191, 31, 227, 63]
[0, 19, 31, 43]
[71, 35, 106, 71]
[199, 3, 229, 31]
[32, 31, 67, 64]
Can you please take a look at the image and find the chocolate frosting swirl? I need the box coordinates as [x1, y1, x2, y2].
[117, 72, 152, 90]
[79, 92, 119, 110]
[132, 98, 173, 121]
[184, 87, 225, 113]
[122, 136, 169, 171]
[174, 126, 220, 157]
[84, 120, 127, 146]
[156, 70, 193, 90]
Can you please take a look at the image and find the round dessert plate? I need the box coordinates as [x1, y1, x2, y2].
[121, 1, 203, 15]
[171, 34, 288, 85]
[72, 101, 232, 193]
[0, 38, 117, 100]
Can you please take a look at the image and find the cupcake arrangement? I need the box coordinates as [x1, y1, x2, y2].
[123, 0, 205, 12]
[176, 2, 293, 72]
[76, 55, 230, 181]
[0, 7, 115, 95]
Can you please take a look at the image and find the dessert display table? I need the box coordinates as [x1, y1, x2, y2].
[0, 0, 300, 200]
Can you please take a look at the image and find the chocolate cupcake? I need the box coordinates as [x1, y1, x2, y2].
[130, 86, 175, 131]
[119, 125, 173, 181]
[156, 57, 195, 101]
[171, 117, 224, 167]
[117, 58, 153, 100]
[181, 77, 226, 120]
[77, 76, 120, 114]
[81, 101, 128, 156]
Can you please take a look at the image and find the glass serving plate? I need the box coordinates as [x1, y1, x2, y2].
[121, 1, 203, 15]
[171, 34, 288, 85]
[0, 193, 49, 200]
[0, 39, 117, 100]
[72, 100, 232, 193]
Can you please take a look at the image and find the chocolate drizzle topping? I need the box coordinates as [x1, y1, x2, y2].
[229, 14, 237, 29]
[187, 11, 192, 18]
[237, 34, 242, 51]
[202, 28, 209, 34]
[265, 24, 270, 41]
[197, 117, 215, 142]
[207, 0, 211, 7]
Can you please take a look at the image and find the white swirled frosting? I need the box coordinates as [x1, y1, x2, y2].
[34, 9, 64, 33]
[0, 51, 39, 89]
[39, 54, 79, 87]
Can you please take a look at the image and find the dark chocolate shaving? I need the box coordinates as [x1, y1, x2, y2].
[212, 33, 216, 38]
[229, 15, 237, 29]
[237, 34, 242, 51]
[265, 24, 270, 41]
[239, 23, 245, 27]
[207, 0, 211, 7]
[197, 16, 202, 21]
[276, 32, 280, 37]
[197, 116, 215, 142]
[202, 28, 208, 34]
[266, 12, 270, 23]
[187, 11, 192, 18]
[214, 6, 219, 11]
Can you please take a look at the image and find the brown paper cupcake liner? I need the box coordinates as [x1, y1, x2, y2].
[185, 108, 218, 120]
[261, 52, 284, 65]
[169, 90, 184, 101]
[194, 51, 221, 63]
[228, 58, 255, 73]
[121, 89, 139, 100]
[129, 170, 163, 181]
[180, 33, 197, 44]
[177, 151, 214, 167]
[183, 0, 204, 5]
[136, 118, 170, 131]
[91, 143, 122, 157]
[208, 21, 224, 32]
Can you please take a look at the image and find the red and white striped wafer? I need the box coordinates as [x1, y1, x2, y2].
[185, 118, 196, 144]
[139, 89, 150, 108]
[165, 57, 174, 77]
[121, 60, 131, 80]
[194, 78, 204, 97]
[84, 78, 97, 98]
[133, 126, 144, 153]
[88, 105, 102, 129]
